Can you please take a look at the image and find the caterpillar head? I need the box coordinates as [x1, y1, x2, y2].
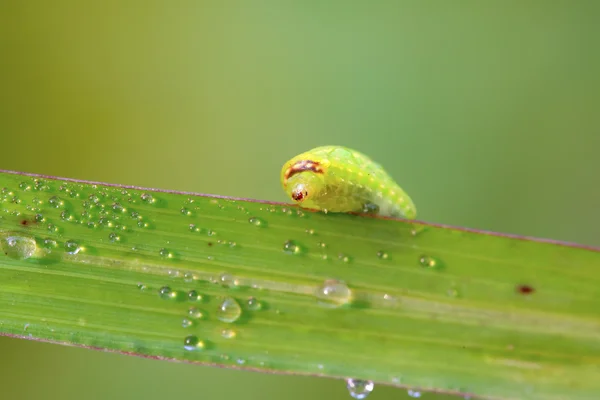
[281, 159, 327, 209]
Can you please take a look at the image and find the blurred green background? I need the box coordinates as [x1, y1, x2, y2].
[1, 2, 599, 399]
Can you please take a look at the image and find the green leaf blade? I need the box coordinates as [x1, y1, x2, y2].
[1, 170, 599, 400]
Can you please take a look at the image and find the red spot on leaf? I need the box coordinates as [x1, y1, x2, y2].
[516, 284, 535, 295]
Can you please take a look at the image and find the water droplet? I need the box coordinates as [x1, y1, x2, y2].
[283, 240, 301, 254]
[64, 240, 81, 255]
[47, 223, 59, 233]
[248, 217, 264, 227]
[19, 182, 31, 191]
[1, 234, 37, 260]
[407, 390, 422, 398]
[217, 297, 242, 323]
[317, 242, 327, 248]
[42, 238, 57, 251]
[183, 272, 195, 283]
[141, 193, 155, 204]
[189, 224, 201, 232]
[207, 230, 217, 237]
[180, 207, 192, 216]
[338, 253, 351, 263]
[112, 202, 125, 213]
[188, 307, 203, 319]
[315, 279, 352, 307]
[305, 228, 315, 235]
[376, 251, 389, 260]
[346, 378, 374, 399]
[183, 335, 204, 351]
[188, 290, 202, 301]
[419, 255, 438, 268]
[182, 318, 193, 328]
[137, 220, 149, 229]
[58, 210, 71, 221]
[137, 283, 147, 291]
[48, 196, 63, 208]
[108, 232, 121, 243]
[221, 329, 236, 339]
[159, 248, 173, 258]
[219, 273, 234, 287]
[247, 297, 262, 311]
[34, 213, 45, 223]
[159, 286, 174, 299]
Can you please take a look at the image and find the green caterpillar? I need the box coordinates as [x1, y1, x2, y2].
[280, 146, 416, 219]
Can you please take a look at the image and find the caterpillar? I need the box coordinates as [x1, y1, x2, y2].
[280, 146, 416, 219]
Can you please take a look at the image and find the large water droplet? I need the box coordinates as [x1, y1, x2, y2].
[182, 318, 193, 328]
[108, 232, 121, 243]
[346, 378, 374, 399]
[283, 240, 301, 254]
[64, 240, 81, 255]
[316, 279, 352, 307]
[216, 297, 242, 323]
[1, 234, 37, 260]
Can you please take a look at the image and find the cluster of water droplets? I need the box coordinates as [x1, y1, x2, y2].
[0, 178, 474, 400]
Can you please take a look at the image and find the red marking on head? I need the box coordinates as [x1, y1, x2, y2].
[516, 284, 535, 295]
[283, 160, 323, 185]
[291, 190, 305, 201]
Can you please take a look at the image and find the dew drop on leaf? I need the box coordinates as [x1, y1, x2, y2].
[247, 296, 262, 311]
[183, 335, 201, 351]
[188, 290, 202, 302]
[248, 217, 264, 227]
[419, 255, 438, 268]
[64, 240, 81, 255]
[1, 234, 37, 260]
[346, 378, 374, 399]
[158, 286, 174, 299]
[316, 279, 352, 307]
[217, 297, 242, 323]
[283, 240, 301, 254]
[221, 329, 236, 339]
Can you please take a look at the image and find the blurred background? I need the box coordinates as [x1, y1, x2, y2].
[1, 1, 599, 399]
